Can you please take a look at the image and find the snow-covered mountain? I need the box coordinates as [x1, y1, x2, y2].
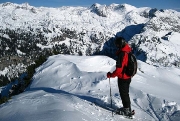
[0, 3, 180, 120]
[0, 2, 180, 81]
[0, 2, 180, 89]
[0, 54, 180, 121]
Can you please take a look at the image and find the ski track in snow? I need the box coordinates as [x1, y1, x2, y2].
[1, 55, 180, 121]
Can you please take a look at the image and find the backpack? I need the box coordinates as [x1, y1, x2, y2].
[124, 52, 137, 77]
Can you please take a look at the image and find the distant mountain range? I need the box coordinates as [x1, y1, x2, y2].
[0, 2, 180, 82]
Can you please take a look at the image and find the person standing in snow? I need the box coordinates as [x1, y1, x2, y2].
[107, 37, 133, 117]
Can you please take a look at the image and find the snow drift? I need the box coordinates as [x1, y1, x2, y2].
[0, 54, 180, 121]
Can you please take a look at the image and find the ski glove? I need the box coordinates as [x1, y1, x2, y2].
[107, 72, 111, 78]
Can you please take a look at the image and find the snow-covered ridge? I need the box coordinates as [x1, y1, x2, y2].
[0, 54, 180, 121]
[0, 2, 151, 32]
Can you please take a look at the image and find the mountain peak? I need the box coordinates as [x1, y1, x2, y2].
[109, 3, 136, 11]
[90, 3, 102, 8]
[90, 3, 137, 17]
[1, 2, 32, 9]
[90, 3, 108, 17]
[1, 2, 15, 7]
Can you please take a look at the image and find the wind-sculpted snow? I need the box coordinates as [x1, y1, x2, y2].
[1, 55, 179, 121]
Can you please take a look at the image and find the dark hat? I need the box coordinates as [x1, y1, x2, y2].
[114, 37, 126, 48]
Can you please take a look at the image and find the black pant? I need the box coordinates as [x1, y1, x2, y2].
[118, 78, 131, 109]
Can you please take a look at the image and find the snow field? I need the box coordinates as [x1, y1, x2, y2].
[0, 54, 180, 121]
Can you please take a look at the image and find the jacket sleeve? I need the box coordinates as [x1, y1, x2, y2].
[111, 52, 127, 78]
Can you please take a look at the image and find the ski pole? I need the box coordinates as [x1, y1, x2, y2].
[109, 78, 113, 117]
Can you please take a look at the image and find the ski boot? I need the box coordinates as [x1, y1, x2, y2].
[116, 107, 135, 119]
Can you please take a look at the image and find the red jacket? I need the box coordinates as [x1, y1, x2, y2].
[110, 44, 132, 79]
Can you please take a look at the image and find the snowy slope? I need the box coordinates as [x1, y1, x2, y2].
[0, 55, 180, 121]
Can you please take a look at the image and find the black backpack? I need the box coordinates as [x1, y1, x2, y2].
[124, 52, 137, 77]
